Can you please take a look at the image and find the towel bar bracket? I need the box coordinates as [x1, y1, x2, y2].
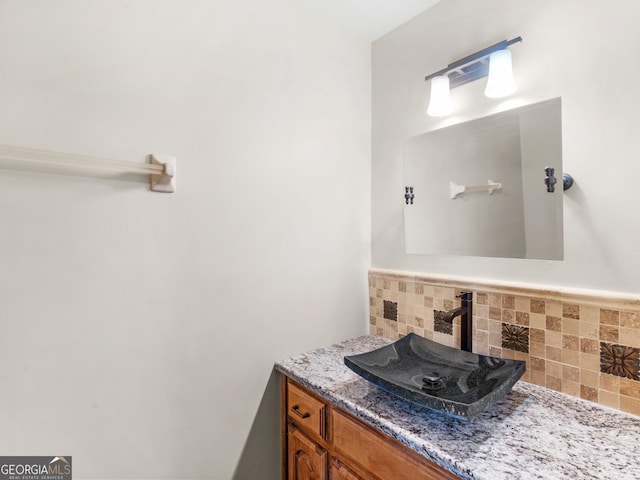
[150, 154, 176, 193]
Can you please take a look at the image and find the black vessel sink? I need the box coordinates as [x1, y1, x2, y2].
[344, 333, 526, 419]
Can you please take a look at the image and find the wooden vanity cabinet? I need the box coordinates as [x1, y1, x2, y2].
[288, 424, 327, 480]
[282, 376, 459, 480]
[329, 456, 369, 480]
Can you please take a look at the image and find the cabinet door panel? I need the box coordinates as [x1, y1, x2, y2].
[288, 425, 327, 480]
[330, 457, 369, 480]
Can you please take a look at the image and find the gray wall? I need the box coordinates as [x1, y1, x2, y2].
[0, 1, 370, 478]
[372, 0, 640, 294]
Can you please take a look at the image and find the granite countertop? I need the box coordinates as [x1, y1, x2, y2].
[274, 335, 640, 480]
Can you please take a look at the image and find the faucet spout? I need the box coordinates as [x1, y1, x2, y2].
[442, 307, 464, 322]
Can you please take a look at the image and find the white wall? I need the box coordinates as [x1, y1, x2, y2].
[372, 0, 640, 294]
[0, 1, 371, 478]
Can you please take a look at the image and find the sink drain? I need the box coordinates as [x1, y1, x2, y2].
[422, 372, 446, 391]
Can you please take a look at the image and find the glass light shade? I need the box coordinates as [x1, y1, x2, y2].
[484, 49, 517, 98]
[427, 75, 452, 117]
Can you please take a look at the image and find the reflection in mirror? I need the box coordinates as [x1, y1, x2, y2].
[403, 98, 563, 260]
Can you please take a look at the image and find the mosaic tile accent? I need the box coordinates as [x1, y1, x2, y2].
[502, 323, 530, 353]
[383, 300, 398, 321]
[563, 303, 580, 319]
[600, 342, 640, 380]
[530, 299, 545, 314]
[369, 269, 640, 416]
[433, 311, 453, 335]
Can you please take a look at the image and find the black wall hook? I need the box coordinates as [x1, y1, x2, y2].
[404, 186, 415, 204]
[545, 167, 574, 192]
[544, 167, 557, 192]
[563, 173, 574, 191]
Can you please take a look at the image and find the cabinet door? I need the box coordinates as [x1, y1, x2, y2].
[288, 425, 327, 480]
[330, 457, 368, 480]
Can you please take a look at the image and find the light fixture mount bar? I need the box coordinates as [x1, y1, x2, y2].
[425, 36, 522, 89]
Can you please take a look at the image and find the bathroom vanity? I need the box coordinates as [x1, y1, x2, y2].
[283, 377, 456, 479]
[275, 335, 640, 480]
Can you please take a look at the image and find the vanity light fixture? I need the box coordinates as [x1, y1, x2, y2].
[425, 36, 522, 116]
[426, 75, 452, 117]
[484, 49, 517, 98]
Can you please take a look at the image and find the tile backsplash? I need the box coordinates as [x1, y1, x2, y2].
[369, 269, 640, 416]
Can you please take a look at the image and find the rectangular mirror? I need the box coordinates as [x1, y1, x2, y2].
[403, 98, 563, 260]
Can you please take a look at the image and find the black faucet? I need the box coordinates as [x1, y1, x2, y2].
[441, 291, 473, 352]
